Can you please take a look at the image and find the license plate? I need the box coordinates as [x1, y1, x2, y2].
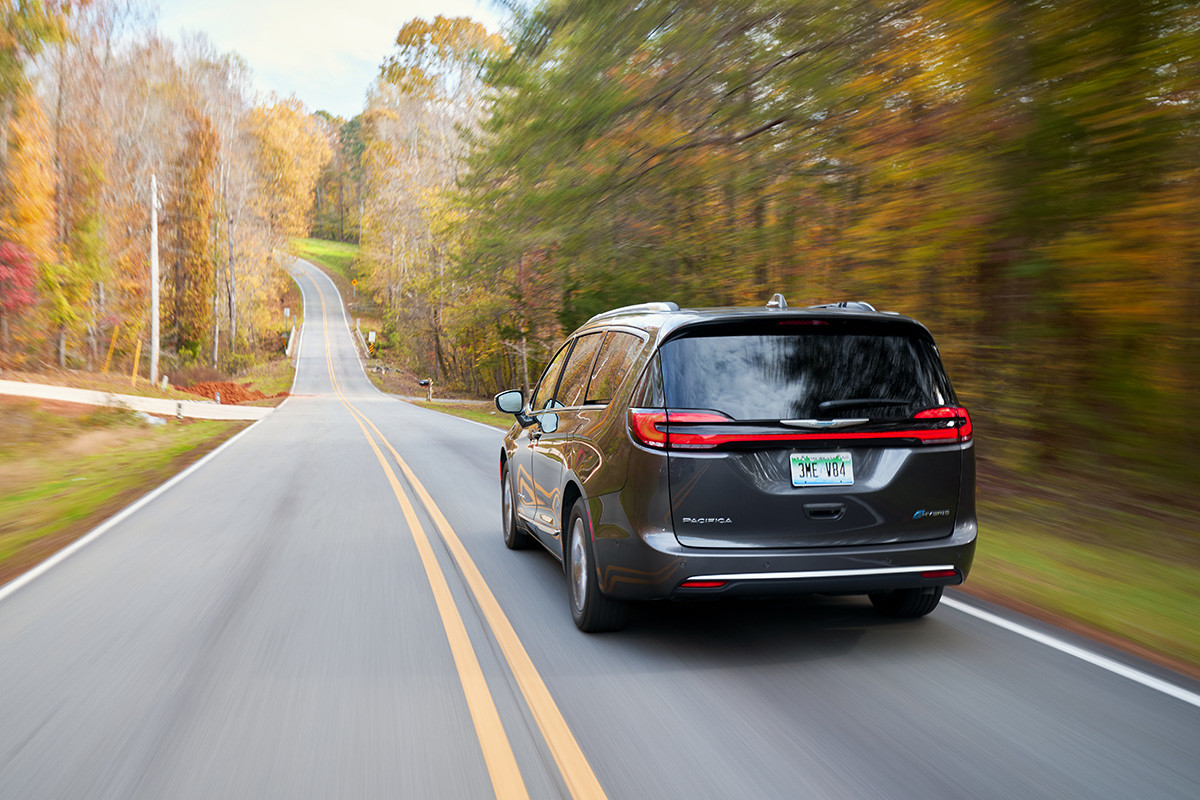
[791, 452, 853, 486]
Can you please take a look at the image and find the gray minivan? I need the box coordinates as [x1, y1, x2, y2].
[494, 298, 976, 631]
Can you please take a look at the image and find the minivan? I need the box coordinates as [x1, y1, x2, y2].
[494, 297, 976, 631]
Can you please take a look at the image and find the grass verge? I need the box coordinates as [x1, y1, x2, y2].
[967, 490, 1200, 679]
[403, 399, 511, 429]
[0, 397, 250, 587]
[292, 237, 359, 281]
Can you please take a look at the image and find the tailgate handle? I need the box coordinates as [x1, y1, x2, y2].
[804, 503, 845, 521]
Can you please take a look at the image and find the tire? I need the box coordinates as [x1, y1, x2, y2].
[565, 498, 629, 632]
[869, 586, 944, 618]
[501, 467, 532, 550]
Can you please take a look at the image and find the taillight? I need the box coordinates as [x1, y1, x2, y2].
[628, 409, 668, 448]
[913, 407, 972, 442]
[629, 407, 973, 449]
[628, 409, 732, 449]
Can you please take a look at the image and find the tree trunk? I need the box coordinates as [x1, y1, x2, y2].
[86, 322, 96, 370]
[226, 209, 237, 349]
[211, 280, 220, 368]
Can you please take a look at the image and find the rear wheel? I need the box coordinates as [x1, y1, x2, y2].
[869, 586, 943, 618]
[566, 498, 629, 632]
[501, 467, 532, 550]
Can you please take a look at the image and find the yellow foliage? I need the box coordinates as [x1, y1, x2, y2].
[0, 87, 55, 263]
[248, 97, 332, 242]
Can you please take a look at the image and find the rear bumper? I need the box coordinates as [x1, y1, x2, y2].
[591, 508, 977, 601]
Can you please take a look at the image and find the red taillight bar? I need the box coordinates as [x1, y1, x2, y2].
[630, 406, 973, 450]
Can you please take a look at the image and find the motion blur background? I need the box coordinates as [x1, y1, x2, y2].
[2, 1, 1199, 667]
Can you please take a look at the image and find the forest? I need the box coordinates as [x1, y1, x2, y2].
[0, 0, 329, 378]
[4, 1, 1198, 494]
[315, 0, 1199, 494]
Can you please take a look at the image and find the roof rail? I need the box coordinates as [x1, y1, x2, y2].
[587, 301, 679, 324]
[807, 301, 878, 313]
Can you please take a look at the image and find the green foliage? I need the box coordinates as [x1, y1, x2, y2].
[310, 114, 366, 242]
[220, 351, 254, 375]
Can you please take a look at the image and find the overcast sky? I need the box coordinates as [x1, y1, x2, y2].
[156, 0, 509, 119]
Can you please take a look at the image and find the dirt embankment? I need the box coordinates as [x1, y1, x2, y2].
[176, 381, 285, 404]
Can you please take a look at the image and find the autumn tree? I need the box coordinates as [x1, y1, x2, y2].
[0, 240, 35, 352]
[0, 4, 329, 373]
[169, 106, 218, 359]
[248, 96, 330, 244]
[1, 0, 73, 176]
[360, 15, 505, 386]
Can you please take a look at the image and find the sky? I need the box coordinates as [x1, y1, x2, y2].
[155, 0, 509, 119]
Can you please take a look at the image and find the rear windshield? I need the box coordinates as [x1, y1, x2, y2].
[659, 323, 954, 421]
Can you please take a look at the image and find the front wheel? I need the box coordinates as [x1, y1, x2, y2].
[501, 467, 532, 550]
[869, 586, 943, 618]
[566, 498, 629, 632]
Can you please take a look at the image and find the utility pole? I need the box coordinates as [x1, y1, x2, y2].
[150, 174, 160, 386]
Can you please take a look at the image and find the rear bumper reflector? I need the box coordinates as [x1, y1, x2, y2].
[678, 580, 729, 589]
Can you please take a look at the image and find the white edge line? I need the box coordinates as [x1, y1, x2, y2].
[942, 596, 1200, 710]
[0, 392, 271, 605]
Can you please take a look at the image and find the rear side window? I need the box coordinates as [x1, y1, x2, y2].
[556, 333, 605, 407]
[586, 332, 643, 405]
[660, 323, 954, 421]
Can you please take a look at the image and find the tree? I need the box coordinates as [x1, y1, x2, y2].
[359, 15, 506, 383]
[169, 106, 218, 359]
[248, 96, 331, 243]
[0, 240, 35, 352]
[1, 0, 73, 176]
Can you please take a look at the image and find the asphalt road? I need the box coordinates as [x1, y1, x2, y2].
[1, 258, 1198, 800]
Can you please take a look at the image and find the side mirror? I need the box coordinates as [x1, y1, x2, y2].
[495, 389, 538, 427]
[494, 389, 524, 414]
[537, 413, 559, 434]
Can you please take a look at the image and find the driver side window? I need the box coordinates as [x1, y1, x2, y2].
[530, 341, 572, 412]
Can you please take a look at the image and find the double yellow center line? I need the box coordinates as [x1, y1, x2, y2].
[310, 276, 607, 800]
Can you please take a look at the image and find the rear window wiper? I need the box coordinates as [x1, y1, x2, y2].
[817, 398, 910, 413]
